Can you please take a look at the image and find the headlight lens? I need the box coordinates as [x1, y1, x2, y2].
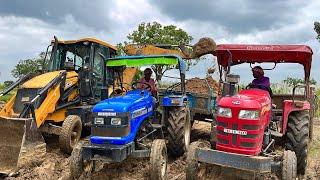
[111, 117, 122, 125]
[94, 117, 104, 125]
[217, 107, 232, 118]
[238, 110, 260, 120]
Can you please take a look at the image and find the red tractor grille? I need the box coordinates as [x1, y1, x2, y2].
[242, 124, 259, 130]
[216, 119, 264, 155]
[240, 142, 256, 148]
[241, 134, 258, 138]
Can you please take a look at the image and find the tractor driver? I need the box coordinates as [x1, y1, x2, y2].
[249, 66, 271, 93]
[137, 68, 158, 96]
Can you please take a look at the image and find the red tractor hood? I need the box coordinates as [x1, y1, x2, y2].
[216, 89, 272, 155]
[218, 89, 271, 109]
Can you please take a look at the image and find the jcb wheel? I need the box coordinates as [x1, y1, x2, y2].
[285, 111, 309, 175]
[59, 115, 82, 154]
[282, 150, 297, 180]
[186, 140, 210, 180]
[166, 106, 191, 157]
[70, 142, 93, 179]
[150, 139, 167, 180]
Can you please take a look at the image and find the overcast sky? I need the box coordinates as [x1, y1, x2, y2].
[0, 0, 319, 83]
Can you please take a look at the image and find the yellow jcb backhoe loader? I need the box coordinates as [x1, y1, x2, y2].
[0, 36, 135, 175]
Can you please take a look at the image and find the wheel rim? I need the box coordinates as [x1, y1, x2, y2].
[184, 111, 191, 149]
[160, 147, 167, 178]
[71, 123, 81, 147]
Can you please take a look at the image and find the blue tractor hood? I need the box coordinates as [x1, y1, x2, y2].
[93, 90, 153, 113]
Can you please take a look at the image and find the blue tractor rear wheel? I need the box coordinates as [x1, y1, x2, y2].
[165, 106, 191, 157]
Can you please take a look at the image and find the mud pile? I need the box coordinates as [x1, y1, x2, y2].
[6, 148, 70, 180]
[5, 136, 70, 180]
[4, 121, 320, 180]
[185, 76, 219, 94]
[192, 37, 217, 58]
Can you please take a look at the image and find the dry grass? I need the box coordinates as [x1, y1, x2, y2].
[306, 118, 320, 179]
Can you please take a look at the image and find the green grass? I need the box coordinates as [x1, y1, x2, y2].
[0, 85, 15, 102]
[0, 94, 13, 102]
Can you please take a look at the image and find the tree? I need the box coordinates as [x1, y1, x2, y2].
[283, 77, 317, 87]
[3, 81, 14, 88]
[11, 52, 47, 78]
[126, 21, 193, 81]
[314, 21, 320, 41]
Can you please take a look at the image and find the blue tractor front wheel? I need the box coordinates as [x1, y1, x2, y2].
[150, 139, 168, 180]
[70, 141, 93, 179]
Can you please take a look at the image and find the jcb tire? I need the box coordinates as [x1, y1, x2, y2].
[186, 140, 210, 180]
[166, 106, 191, 157]
[285, 111, 309, 175]
[59, 115, 82, 154]
[70, 142, 93, 179]
[150, 139, 167, 180]
[282, 150, 297, 180]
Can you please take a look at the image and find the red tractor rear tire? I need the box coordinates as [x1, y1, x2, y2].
[285, 111, 309, 175]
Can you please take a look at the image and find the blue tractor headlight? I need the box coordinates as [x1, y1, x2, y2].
[238, 110, 260, 120]
[111, 117, 122, 125]
[94, 117, 105, 125]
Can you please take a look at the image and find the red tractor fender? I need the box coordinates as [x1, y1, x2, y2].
[281, 100, 310, 134]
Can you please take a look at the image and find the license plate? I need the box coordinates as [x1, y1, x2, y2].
[21, 97, 30, 102]
[223, 128, 247, 135]
[98, 112, 116, 116]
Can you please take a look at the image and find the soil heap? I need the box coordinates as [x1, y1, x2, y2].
[185, 76, 219, 94]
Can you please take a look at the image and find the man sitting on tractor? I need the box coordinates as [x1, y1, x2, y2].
[138, 68, 158, 96]
[249, 66, 271, 93]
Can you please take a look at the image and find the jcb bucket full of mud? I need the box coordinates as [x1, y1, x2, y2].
[0, 117, 45, 175]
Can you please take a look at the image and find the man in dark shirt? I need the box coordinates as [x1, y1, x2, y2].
[250, 66, 271, 92]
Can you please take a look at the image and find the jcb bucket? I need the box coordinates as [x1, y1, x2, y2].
[0, 117, 46, 175]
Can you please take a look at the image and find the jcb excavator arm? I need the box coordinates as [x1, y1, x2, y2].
[124, 44, 192, 59]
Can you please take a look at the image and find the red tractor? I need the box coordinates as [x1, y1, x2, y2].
[186, 44, 314, 179]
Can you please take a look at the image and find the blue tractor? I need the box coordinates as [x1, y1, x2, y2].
[69, 55, 191, 179]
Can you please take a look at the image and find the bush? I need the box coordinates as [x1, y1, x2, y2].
[0, 94, 12, 102]
[0, 83, 15, 102]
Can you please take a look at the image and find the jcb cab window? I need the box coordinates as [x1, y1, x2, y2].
[93, 47, 104, 79]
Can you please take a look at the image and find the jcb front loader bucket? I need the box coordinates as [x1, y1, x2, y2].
[0, 117, 46, 175]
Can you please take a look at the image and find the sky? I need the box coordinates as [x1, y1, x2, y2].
[0, 0, 319, 83]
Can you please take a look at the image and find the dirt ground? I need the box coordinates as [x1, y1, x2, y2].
[2, 119, 320, 180]
[185, 76, 219, 94]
